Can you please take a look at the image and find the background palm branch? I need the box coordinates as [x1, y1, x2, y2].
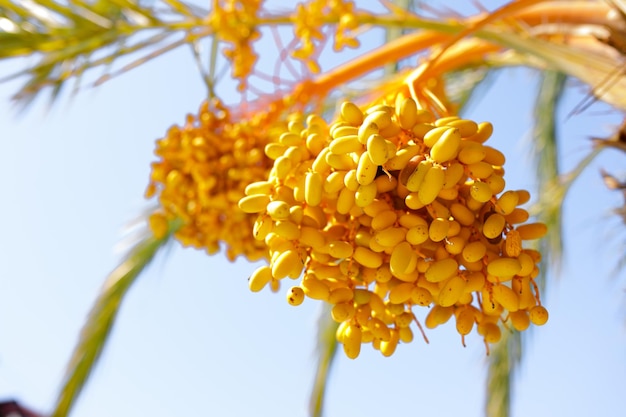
[51, 216, 180, 417]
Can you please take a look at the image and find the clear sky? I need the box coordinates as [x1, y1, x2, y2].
[1, 2, 625, 417]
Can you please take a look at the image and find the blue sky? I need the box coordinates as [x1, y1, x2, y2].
[1, 2, 626, 417]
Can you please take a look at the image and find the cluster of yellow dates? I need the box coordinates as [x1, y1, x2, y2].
[146, 99, 272, 261]
[239, 97, 548, 358]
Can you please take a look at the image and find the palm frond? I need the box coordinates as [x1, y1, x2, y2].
[531, 147, 605, 266]
[484, 29, 626, 112]
[309, 304, 339, 417]
[51, 215, 181, 417]
[0, 0, 207, 108]
[532, 70, 567, 272]
[485, 330, 522, 417]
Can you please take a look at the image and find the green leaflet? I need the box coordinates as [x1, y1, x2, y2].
[532, 70, 567, 273]
[309, 304, 339, 417]
[486, 329, 522, 417]
[51, 216, 181, 417]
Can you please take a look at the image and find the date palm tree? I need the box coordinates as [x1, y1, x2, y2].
[1, 1, 625, 417]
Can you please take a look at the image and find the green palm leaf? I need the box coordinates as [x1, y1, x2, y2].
[309, 305, 339, 417]
[486, 329, 522, 417]
[51, 216, 180, 417]
[532, 70, 567, 271]
[0, 0, 207, 107]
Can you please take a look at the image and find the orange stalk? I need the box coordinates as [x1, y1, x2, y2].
[306, 1, 612, 98]
[417, 0, 546, 81]
[254, 1, 614, 117]
[512, 1, 611, 26]
[425, 39, 503, 76]
[310, 30, 452, 96]
[407, 38, 503, 110]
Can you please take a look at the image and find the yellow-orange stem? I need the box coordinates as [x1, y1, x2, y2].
[418, 0, 546, 81]
[306, 1, 612, 99]
[512, 1, 611, 26]
[240, 1, 614, 118]
[310, 30, 451, 96]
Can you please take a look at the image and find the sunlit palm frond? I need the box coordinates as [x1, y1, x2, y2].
[485, 29, 626, 113]
[0, 0, 208, 108]
[51, 215, 181, 417]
